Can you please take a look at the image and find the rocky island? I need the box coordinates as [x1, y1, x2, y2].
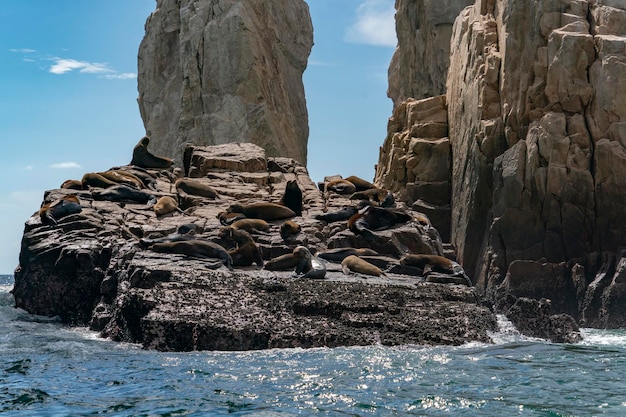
[11, 0, 626, 350]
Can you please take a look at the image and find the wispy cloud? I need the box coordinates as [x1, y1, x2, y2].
[103, 73, 137, 80]
[9, 48, 36, 54]
[49, 58, 113, 75]
[345, 0, 397, 48]
[50, 162, 82, 169]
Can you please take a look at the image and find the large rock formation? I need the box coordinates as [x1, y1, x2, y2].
[137, 0, 313, 166]
[375, 0, 626, 327]
[15, 143, 536, 351]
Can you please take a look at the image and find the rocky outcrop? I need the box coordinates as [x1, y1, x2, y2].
[13, 143, 508, 351]
[376, 0, 626, 327]
[387, 0, 474, 105]
[137, 0, 313, 166]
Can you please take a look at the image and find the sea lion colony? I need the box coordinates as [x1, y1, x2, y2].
[43, 137, 469, 285]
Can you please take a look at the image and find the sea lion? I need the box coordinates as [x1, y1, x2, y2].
[349, 189, 395, 207]
[226, 202, 295, 221]
[175, 178, 218, 199]
[38, 195, 82, 226]
[60, 179, 83, 190]
[139, 224, 198, 248]
[292, 246, 326, 279]
[153, 196, 181, 217]
[97, 170, 144, 189]
[81, 172, 118, 189]
[229, 218, 270, 234]
[314, 206, 358, 223]
[348, 205, 412, 242]
[92, 184, 157, 205]
[149, 239, 232, 268]
[326, 179, 356, 195]
[264, 253, 300, 271]
[280, 179, 303, 216]
[400, 254, 471, 286]
[280, 220, 301, 240]
[130, 136, 173, 169]
[218, 227, 264, 267]
[344, 175, 377, 191]
[317, 247, 379, 262]
[217, 211, 247, 225]
[341, 255, 385, 277]
[111, 166, 157, 190]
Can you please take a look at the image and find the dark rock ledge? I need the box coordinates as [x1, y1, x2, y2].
[12, 143, 580, 351]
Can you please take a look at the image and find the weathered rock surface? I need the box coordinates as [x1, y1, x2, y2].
[376, 0, 626, 328]
[137, 0, 313, 166]
[388, 0, 475, 105]
[13, 143, 505, 351]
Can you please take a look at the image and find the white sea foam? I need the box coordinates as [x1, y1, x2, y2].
[487, 314, 544, 345]
[579, 328, 626, 348]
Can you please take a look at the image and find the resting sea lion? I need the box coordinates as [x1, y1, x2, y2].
[175, 178, 218, 199]
[38, 195, 82, 226]
[314, 206, 358, 223]
[292, 246, 326, 279]
[317, 247, 378, 262]
[264, 253, 300, 271]
[280, 220, 301, 240]
[326, 179, 356, 195]
[348, 205, 412, 242]
[229, 218, 270, 234]
[98, 170, 144, 189]
[153, 196, 181, 217]
[60, 179, 83, 190]
[218, 227, 264, 267]
[130, 136, 173, 169]
[226, 202, 295, 221]
[217, 211, 247, 225]
[344, 175, 376, 191]
[81, 172, 118, 189]
[92, 184, 157, 204]
[139, 225, 197, 248]
[149, 239, 232, 268]
[349, 189, 395, 207]
[280, 179, 303, 216]
[400, 254, 469, 283]
[341, 255, 385, 277]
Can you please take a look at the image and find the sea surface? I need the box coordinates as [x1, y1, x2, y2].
[1, 274, 625, 416]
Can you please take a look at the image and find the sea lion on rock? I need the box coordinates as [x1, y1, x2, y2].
[139, 225, 198, 248]
[60, 179, 83, 190]
[341, 255, 385, 277]
[280, 179, 303, 216]
[264, 253, 299, 271]
[400, 254, 471, 286]
[149, 239, 232, 268]
[175, 179, 218, 199]
[92, 184, 157, 205]
[317, 247, 379, 262]
[226, 202, 295, 221]
[38, 195, 82, 226]
[348, 205, 412, 242]
[326, 179, 356, 195]
[99, 170, 145, 189]
[314, 206, 358, 223]
[344, 175, 376, 191]
[153, 196, 181, 217]
[81, 172, 118, 189]
[217, 211, 247, 225]
[280, 220, 301, 240]
[229, 218, 270, 234]
[130, 136, 173, 169]
[218, 227, 264, 267]
[349, 189, 395, 207]
[292, 246, 326, 279]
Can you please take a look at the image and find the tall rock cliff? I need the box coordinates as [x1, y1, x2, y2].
[137, 0, 313, 166]
[376, 0, 626, 326]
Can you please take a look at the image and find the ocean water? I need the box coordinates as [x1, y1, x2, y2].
[1, 274, 625, 416]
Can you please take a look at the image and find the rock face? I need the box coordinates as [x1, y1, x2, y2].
[376, 0, 626, 327]
[137, 0, 313, 166]
[13, 143, 516, 351]
[387, 0, 475, 105]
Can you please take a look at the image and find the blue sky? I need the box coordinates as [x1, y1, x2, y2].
[0, 0, 396, 273]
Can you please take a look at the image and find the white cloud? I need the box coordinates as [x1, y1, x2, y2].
[49, 58, 114, 75]
[49, 162, 82, 169]
[9, 48, 36, 54]
[23, 165, 34, 171]
[345, 0, 397, 48]
[102, 72, 137, 80]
